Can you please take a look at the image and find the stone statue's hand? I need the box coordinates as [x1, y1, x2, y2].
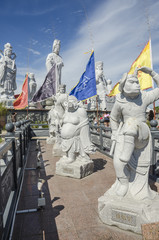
[137, 66, 153, 75]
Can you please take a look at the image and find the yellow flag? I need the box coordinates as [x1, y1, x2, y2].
[108, 82, 120, 96]
[109, 39, 152, 96]
[128, 39, 152, 90]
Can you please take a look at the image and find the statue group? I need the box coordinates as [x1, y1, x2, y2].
[0, 43, 37, 108]
[47, 82, 96, 178]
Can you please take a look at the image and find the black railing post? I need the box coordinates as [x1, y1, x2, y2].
[5, 123, 17, 191]
[20, 121, 25, 156]
[12, 139, 17, 190]
[150, 120, 159, 177]
[99, 125, 103, 150]
[15, 121, 23, 168]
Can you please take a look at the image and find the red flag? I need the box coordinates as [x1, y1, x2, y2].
[13, 74, 28, 109]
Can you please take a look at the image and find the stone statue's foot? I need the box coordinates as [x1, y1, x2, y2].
[63, 157, 75, 164]
[77, 156, 91, 163]
[105, 179, 120, 196]
[116, 183, 128, 197]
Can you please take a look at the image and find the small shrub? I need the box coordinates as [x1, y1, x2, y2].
[0, 103, 8, 116]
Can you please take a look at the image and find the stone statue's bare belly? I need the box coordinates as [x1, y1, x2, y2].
[61, 114, 80, 139]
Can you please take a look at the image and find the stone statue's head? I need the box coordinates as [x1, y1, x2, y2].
[95, 61, 103, 81]
[4, 43, 12, 56]
[52, 39, 61, 54]
[119, 69, 140, 98]
[58, 84, 66, 94]
[107, 79, 112, 85]
[67, 95, 78, 111]
[29, 73, 35, 81]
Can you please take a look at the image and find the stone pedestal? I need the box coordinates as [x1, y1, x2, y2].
[56, 156, 94, 179]
[98, 192, 159, 234]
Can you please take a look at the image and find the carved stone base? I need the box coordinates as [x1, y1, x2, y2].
[56, 156, 94, 179]
[98, 192, 159, 234]
[46, 137, 55, 145]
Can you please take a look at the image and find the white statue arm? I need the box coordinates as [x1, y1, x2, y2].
[110, 99, 122, 140]
[139, 67, 159, 105]
[79, 107, 96, 153]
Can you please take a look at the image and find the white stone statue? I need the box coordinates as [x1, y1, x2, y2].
[88, 61, 112, 111]
[60, 95, 96, 163]
[46, 39, 64, 93]
[47, 84, 67, 145]
[28, 73, 37, 101]
[98, 67, 159, 233]
[0, 43, 17, 99]
[56, 95, 96, 178]
[109, 67, 159, 199]
[28, 73, 37, 109]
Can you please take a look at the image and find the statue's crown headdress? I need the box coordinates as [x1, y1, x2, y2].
[4, 43, 12, 50]
[52, 39, 60, 51]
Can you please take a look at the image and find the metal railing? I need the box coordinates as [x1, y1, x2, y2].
[89, 123, 112, 157]
[0, 120, 31, 240]
[90, 121, 159, 181]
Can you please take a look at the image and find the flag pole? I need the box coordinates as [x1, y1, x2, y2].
[26, 42, 30, 120]
[96, 96, 99, 126]
[144, 0, 155, 119]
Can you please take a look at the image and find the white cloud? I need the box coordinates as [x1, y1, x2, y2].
[14, 0, 159, 99]
[61, 0, 159, 92]
[28, 48, 40, 56]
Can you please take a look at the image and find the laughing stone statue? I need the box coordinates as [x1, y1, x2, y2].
[60, 95, 96, 163]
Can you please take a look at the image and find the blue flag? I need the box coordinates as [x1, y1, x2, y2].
[69, 51, 97, 101]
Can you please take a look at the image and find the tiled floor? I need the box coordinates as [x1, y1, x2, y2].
[12, 140, 148, 240]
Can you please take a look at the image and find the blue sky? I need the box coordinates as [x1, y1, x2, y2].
[0, 0, 159, 97]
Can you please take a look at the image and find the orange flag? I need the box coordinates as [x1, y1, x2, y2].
[109, 39, 152, 96]
[13, 74, 28, 109]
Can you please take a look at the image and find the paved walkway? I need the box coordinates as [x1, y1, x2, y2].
[12, 139, 158, 240]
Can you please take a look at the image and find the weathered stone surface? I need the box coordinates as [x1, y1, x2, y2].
[98, 192, 159, 234]
[98, 67, 159, 234]
[56, 156, 94, 179]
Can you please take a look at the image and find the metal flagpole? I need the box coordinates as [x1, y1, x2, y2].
[144, 0, 156, 119]
[26, 41, 31, 119]
[80, 0, 100, 122]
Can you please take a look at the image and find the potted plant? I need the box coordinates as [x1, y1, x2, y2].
[0, 102, 8, 132]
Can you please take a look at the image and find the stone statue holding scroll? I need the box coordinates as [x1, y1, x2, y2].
[98, 67, 159, 233]
[46, 39, 64, 93]
[0, 43, 17, 99]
